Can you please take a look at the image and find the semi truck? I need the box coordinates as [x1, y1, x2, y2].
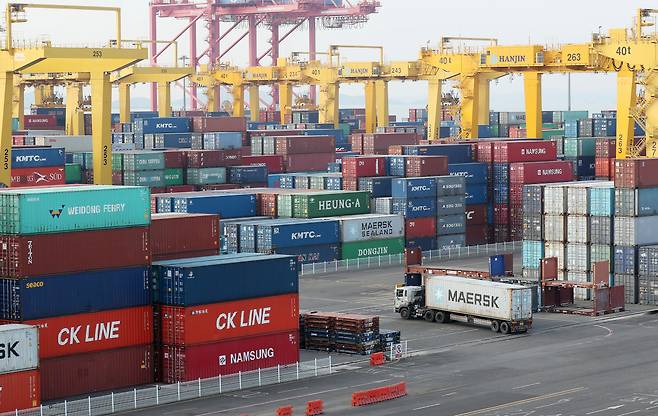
[394, 274, 533, 334]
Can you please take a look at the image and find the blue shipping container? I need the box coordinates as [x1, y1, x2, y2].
[489, 255, 505, 277]
[448, 163, 488, 185]
[152, 254, 299, 306]
[465, 184, 489, 205]
[229, 165, 268, 184]
[272, 244, 340, 264]
[153, 133, 194, 149]
[268, 174, 285, 188]
[589, 187, 615, 217]
[257, 219, 340, 250]
[523, 240, 545, 269]
[391, 177, 437, 199]
[391, 197, 436, 218]
[436, 176, 466, 196]
[173, 193, 257, 219]
[358, 176, 394, 198]
[637, 187, 658, 216]
[0, 267, 149, 320]
[203, 132, 243, 150]
[12, 147, 66, 169]
[436, 234, 466, 250]
[403, 144, 472, 163]
[436, 214, 466, 236]
[134, 117, 191, 134]
[614, 246, 638, 275]
[388, 156, 407, 177]
[437, 195, 466, 216]
[405, 237, 437, 251]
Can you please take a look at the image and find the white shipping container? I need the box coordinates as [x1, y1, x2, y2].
[34, 135, 92, 152]
[566, 243, 589, 272]
[545, 241, 566, 271]
[567, 215, 589, 243]
[0, 324, 38, 375]
[336, 214, 405, 243]
[425, 275, 533, 322]
[544, 184, 568, 215]
[544, 214, 565, 242]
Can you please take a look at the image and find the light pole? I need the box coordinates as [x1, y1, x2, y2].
[179, 55, 189, 111]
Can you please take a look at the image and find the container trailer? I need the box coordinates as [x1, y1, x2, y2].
[394, 275, 533, 334]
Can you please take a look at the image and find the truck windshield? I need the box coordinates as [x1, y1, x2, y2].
[396, 289, 404, 297]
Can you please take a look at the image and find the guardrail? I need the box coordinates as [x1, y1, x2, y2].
[300, 240, 522, 276]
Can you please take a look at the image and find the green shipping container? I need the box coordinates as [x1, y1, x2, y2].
[341, 237, 405, 260]
[543, 129, 565, 140]
[562, 111, 589, 122]
[564, 137, 596, 157]
[0, 185, 151, 234]
[122, 151, 165, 171]
[542, 123, 558, 129]
[186, 167, 226, 185]
[293, 191, 370, 218]
[490, 124, 499, 137]
[164, 168, 184, 186]
[123, 170, 165, 187]
[71, 152, 122, 171]
[112, 153, 124, 171]
[65, 163, 82, 184]
[12, 118, 19, 132]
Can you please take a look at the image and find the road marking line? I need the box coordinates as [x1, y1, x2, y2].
[195, 379, 391, 415]
[413, 402, 441, 410]
[443, 392, 457, 397]
[586, 404, 624, 414]
[452, 387, 587, 416]
[594, 324, 614, 337]
[277, 387, 308, 394]
[512, 382, 541, 390]
[617, 410, 642, 416]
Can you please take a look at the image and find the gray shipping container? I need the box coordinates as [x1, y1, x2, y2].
[566, 215, 589, 243]
[374, 197, 393, 214]
[566, 243, 589, 272]
[436, 195, 466, 216]
[435, 176, 466, 197]
[336, 214, 404, 243]
[544, 184, 568, 215]
[523, 213, 543, 241]
[0, 324, 38, 374]
[589, 216, 613, 245]
[590, 244, 613, 272]
[614, 216, 658, 246]
[437, 234, 465, 250]
[522, 268, 541, 282]
[615, 188, 637, 217]
[639, 275, 658, 305]
[523, 184, 544, 215]
[616, 273, 638, 304]
[544, 215, 565, 242]
[614, 245, 638, 275]
[545, 241, 566, 271]
[638, 245, 658, 276]
[436, 214, 466, 236]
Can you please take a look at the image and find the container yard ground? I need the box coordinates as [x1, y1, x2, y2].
[121, 254, 658, 416]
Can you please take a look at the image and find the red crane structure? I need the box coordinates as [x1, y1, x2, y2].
[148, 0, 381, 111]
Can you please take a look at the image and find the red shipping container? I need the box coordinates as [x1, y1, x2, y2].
[18, 306, 153, 359]
[493, 225, 510, 242]
[150, 187, 166, 194]
[509, 160, 574, 184]
[595, 157, 612, 178]
[11, 166, 65, 188]
[494, 204, 510, 225]
[465, 204, 488, 225]
[615, 158, 658, 188]
[185, 150, 223, 168]
[160, 331, 299, 383]
[40, 345, 153, 401]
[284, 153, 335, 172]
[163, 150, 187, 168]
[0, 227, 150, 278]
[388, 145, 404, 155]
[243, 155, 285, 174]
[276, 136, 335, 155]
[166, 185, 197, 193]
[150, 213, 220, 261]
[23, 115, 57, 130]
[476, 141, 494, 163]
[12, 136, 25, 146]
[160, 294, 298, 346]
[595, 138, 616, 158]
[493, 140, 557, 163]
[241, 146, 252, 157]
[217, 149, 243, 166]
[0, 369, 40, 412]
[350, 133, 364, 154]
[197, 184, 241, 191]
[466, 225, 489, 246]
[362, 133, 418, 155]
[342, 156, 387, 178]
[405, 218, 437, 239]
[192, 117, 246, 133]
[259, 193, 278, 216]
[509, 184, 524, 205]
[405, 156, 449, 177]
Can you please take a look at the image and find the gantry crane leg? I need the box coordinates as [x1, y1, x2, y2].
[319, 83, 339, 128]
[157, 82, 172, 117]
[232, 85, 245, 118]
[375, 80, 389, 129]
[249, 86, 260, 122]
[0, 71, 13, 186]
[34, 85, 54, 106]
[524, 72, 542, 139]
[65, 83, 85, 135]
[427, 78, 442, 141]
[364, 81, 376, 134]
[644, 71, 658, 158]
[616, 68, 637, 159]
[459, 75, 480, 139]
[90, 73, 113, 185]
[477, 78, 490, 126]
[12, 79, 24, 130]
[119, 83, 131, 124]
[206, 84, 220, 113]
[279, 82, 293, 125]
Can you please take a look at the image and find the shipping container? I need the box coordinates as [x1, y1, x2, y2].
[466, 224, 489, 246]
[402, 144, 472, 163]
[276, 136, 335, 155]
[465, 204, 488, 225]
[14, 306, 153, 359]
[436, 214, 466, 236]
[0, 267, 149, 320]
[358, 176, 394, 197]
[405, 156, 449, 177]
[229, 165, 268, 184]
[202, 132, 243, 150]
[342, 157, 387, 177]
[464, 184, 488, 205]
[448, 163, 488, 185]
[589, 185, 615, 216]
[523, 240, 544, 269]
[0, 369, 40, 412]
[341, 237, 405, 260]
[616, 273, 638, 304]
[437, 195, 466, 216]
[566, 243, 589, 271]
[40, 344, 153, 401]
[0, 186, 150, 235]
[0, 325, 38, 375]
[150, 213, 219, 261]
[10, 166, 65, 188]
[256, 219, 340, 251]
[436, 234, 466, 250]
[566, 215, 589, 243]
[614, 216, 658, 246]
[11, 147, 65, 169]
[639, 245, 658, 276]
[153, 254, 298, 306]
[284, 153, 335, 172]
[509, 161, 574, 184]
[590, 216, 613, 245]
[329, 214, 404, 243]
[615, 159, 658, 188]
[436, 176, 466, 196]
[292, 191, 370, 218]
[545, 242, 566, 271]
[392, 197, 436, 218]
[160, 331, 299, 383]
[243, 155, 285, 174]
[271, 244, 340, 264]
[123, 170, 165, 187]
[134, 118, 191, 134]
[405, 217, 437, 239]
[615, 187, 658, 217]
[186, 167, 227, 185]
[405, 237, 437, 251]
[173, 193, 257, 219]
[192, 117, 246, 133]
[493, 141, 557, 163]
[614, 246, 638, 275]
[159, 294, 298, 346]
[391, 177, 437, 199]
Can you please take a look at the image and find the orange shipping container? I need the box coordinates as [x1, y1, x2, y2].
[0, 370, 40, 413]
[159, 294, 299, 346]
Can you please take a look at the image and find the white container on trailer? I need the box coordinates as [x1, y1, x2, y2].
[0, 324, 39, 374]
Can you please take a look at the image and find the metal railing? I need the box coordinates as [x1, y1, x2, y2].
[300, 240, 522, 276]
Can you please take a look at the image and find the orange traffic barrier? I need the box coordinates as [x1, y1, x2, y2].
[351, 382, 407, 407]
[305, 400, 324, 415]
[369, 352, 385, 366]
[276, 405, 293, 416]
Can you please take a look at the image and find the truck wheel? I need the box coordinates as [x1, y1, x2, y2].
[424, 310, 435, 322]
[500, 322, 511, 334]
[400, 308, 411, 320]
[435, 311, 448, 323]
[491, 320, 500, 333]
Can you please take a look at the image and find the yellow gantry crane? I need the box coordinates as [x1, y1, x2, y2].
[1, 3, 147, 185]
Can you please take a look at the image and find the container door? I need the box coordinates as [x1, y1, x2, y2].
[511, 289, 522, 321]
